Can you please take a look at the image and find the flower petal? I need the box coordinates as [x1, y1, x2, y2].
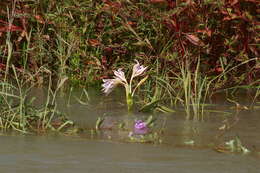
[134, 120, 147, 129]
[101, 79, 120, 95]
[134, 120, 149, 134]
[132, 60, 147, 79]
[114, 68, 127, 83]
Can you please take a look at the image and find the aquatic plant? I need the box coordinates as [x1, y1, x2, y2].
[172, 58, 209, 120]
[128, 119, 162, 143]
[0, 0, 259, 140]
[134, 120, 149, 135]
[102, 60, 148, 112]
[0, 67, 73, 133]
[0, 0, 259, 102]
[215, 137, 250, 154]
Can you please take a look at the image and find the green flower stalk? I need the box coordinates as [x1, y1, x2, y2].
[102, 60, 148, 112]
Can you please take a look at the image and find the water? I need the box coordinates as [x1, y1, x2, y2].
[0, 87, 259, 172]
[0, 134, 259, 173]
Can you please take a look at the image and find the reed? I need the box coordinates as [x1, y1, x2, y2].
[171, 56, 210, 120]
[139, 58, 178, 113]
[0, 0, 259, 134]
[4, 7, 14, 82]
[0, 69, 73, 133]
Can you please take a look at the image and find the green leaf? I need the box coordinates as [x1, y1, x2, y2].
[139, 99, 160, 113]
[157, 105, 175, 113]
[132, 75, 148, 96]
[145, 115, 156, 127]
[95, 117, 104, 130]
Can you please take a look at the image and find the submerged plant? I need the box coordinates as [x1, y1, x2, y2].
[134, 120, 149, 135]
[225, 137, 250, 154]
[128, 118, 162, 143]
[102, 60, 148, 112]
[215, 136, 250, 154]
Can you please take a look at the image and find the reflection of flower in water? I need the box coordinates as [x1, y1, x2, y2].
[134, 120, 149, 135]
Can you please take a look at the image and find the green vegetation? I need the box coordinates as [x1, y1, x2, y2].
[0, 66, 73, 133]
[0, 0, 259, 134]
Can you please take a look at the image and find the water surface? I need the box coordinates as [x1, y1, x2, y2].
[0, 88, 259, 172]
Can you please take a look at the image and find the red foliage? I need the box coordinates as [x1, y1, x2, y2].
[0, 19, 23, 32]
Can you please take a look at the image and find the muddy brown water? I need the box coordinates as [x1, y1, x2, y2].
[0, 88, 259, 172]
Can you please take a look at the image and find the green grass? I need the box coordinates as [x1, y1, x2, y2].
[0, 0, 259, 131]
[171, 56, 209, 120]
[0, 68, 73, 133]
